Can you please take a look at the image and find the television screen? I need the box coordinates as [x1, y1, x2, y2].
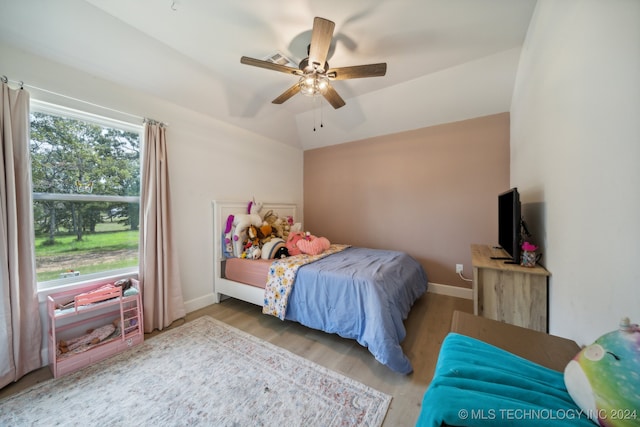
[498, 188, 521, 263]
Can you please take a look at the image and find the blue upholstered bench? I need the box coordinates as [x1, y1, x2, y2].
[417, 311, 593, 427]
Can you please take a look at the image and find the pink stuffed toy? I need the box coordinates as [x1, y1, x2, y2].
[286, 231, 305, 256]
[287, 231, 331, 256]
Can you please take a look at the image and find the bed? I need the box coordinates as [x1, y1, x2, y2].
[212, 201, 428, 374]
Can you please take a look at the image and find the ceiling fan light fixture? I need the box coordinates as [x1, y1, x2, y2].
[240, 17, 385, 109]
[299, 73, 329, 97]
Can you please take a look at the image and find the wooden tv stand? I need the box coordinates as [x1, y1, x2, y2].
[471, 244, 550, 332]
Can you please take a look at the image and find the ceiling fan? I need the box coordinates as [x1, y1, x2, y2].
[240, 17, 387, 109]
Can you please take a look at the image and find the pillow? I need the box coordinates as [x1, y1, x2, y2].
[261, 238, 286, 259]
[564, 317, 640, 426]
[297, 236, 330, 255]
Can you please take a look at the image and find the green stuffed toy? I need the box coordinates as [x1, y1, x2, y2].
[564, 317, 640, 426]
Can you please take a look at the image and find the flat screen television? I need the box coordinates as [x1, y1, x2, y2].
[498, 187, 521, 264]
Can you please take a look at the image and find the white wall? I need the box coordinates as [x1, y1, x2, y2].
[510, 0, 640, 345]
[1, 42, 304, 313]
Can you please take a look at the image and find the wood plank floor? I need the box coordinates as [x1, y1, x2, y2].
[1, 292, 472, 426]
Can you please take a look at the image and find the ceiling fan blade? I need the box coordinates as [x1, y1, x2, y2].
[272, 83, 302, 104]
[327, 63, 387, 80]
[323, 84, 346, 109]
[308, 17, 335, 70]
[241, 56, 302, 76]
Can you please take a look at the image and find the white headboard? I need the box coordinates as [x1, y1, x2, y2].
[212, 200, 298, 303]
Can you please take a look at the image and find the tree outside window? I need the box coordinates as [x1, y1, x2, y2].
[30, 102, 141, 286]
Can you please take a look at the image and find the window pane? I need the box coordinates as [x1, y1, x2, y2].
[30, 106, 141, 285]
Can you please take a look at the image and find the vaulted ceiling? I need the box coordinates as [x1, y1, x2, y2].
[0, 0, 537, 149]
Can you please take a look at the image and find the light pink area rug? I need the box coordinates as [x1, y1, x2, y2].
[0, 316, 391, 426]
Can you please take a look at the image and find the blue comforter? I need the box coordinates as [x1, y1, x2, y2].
[417, 333, 594, 426]
[284, 247, 428, 374]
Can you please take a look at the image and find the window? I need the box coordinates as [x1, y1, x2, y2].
[30, 101, 142, 289]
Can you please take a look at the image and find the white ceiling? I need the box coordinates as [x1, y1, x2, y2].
[0, 0, 537, 149]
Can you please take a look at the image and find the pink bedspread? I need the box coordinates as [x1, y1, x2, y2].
[223, 258, 272, 288]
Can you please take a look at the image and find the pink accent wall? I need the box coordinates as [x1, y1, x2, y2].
[303, 113, 510, 288]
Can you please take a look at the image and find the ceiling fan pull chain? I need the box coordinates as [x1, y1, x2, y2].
[313, 96, 317, 131]
[320, 98, 324, 128]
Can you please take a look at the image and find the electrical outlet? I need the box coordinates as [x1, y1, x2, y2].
[456, 264, 464, 274]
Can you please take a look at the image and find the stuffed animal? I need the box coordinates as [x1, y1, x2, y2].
[564, 317, 640, 426]
[261, 238, 287, 259]
[272, 217, 285, 239]
[290, 221, 302, 235]
[250, 246, 261, 259]
[232, 227, 248, 258]
[241, 226, 262, 259]
[285, 231, 331, 256]
[274, 246, 289, 258]
[231, 198, 263, 256]
[286, 231, 305, 256]
[260, 210, 300, 240]
[283, 216, 297, 239]
[263, 210, 286, 239]
[247, 225, 260, 247]
[223, 214, 235, 257]
[297, 234, 330, 255]
[257, 224, 273, 243]
[242, 244, 262, 259]
[262, 210, 278, 227]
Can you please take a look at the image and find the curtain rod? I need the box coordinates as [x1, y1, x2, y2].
[2, 74, 167, 126]
[1, 75, 24, 89]
[143, 118, 169, 127]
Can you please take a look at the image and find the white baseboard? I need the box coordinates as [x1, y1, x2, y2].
[427, 282, 473, 300]
[185, 283, 472, 314]
[184, 293, 218, 313]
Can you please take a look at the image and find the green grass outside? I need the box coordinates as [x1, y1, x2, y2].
[36, 257, 139, 282]
[35, 226, 139, 282]
[35, 229, 139, 256]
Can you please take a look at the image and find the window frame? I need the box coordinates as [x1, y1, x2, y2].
[30, 100, 143, 291]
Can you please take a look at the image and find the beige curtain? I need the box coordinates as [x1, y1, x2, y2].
[0, 82, 42, 388]
[139, 122, 185, 332]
